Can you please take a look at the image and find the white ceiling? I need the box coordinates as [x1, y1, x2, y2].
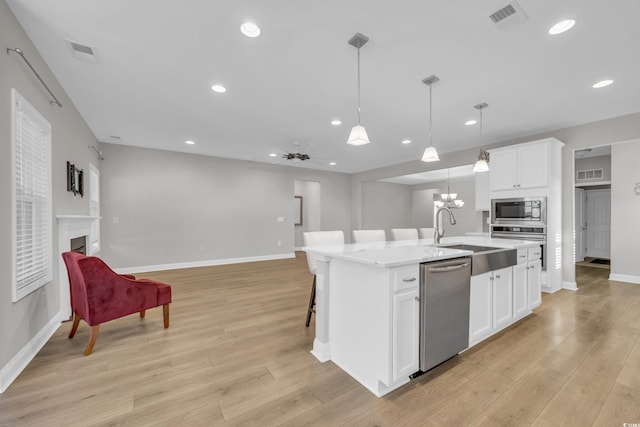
[7, 0, 640, 173]
[381, 164, 476, 185]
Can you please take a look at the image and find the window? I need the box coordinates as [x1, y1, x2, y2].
[12, 89, 52, 302]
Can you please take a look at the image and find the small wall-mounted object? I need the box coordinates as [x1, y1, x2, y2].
[67, 161, 84, 197]
[635, 183, 640, 196]
[294, 196, 303, 226]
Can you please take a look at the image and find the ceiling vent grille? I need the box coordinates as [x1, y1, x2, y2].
[489, 1, 528, 32]
[65, 39, 98, 63]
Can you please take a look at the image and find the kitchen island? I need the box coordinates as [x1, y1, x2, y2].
[304, 236, 540, 397]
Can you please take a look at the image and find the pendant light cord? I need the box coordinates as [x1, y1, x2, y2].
[428, 84, 433, 147]
[357, 47, 361, 125]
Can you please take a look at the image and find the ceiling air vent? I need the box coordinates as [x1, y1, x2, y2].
[65, 39, 98, 63]
[489, 1, 528, 32]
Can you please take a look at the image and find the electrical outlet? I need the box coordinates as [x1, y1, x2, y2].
[277, 240, 282, 246]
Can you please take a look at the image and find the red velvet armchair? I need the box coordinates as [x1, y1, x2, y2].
[62, 251, 172, 355]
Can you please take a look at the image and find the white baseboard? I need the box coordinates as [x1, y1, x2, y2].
[563, 281, 578, 291]
[0, 312, 63, 393]
[609, 273, 640, 285]
[114, 252, 296, 274]
[542, 286, 562, 294]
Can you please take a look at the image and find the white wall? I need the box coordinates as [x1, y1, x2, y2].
[294, 180, 321, 248]
[412, 189, 437, 228]
[610, 140, 640, 283]
[1, 1, 98, 391]
[98, 143, 352, 269]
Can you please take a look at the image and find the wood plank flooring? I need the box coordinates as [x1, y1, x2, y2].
[1, 253, 639, 426]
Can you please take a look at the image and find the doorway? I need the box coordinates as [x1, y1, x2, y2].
[294, 180, 321, 249]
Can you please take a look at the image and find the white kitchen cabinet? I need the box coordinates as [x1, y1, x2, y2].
[469, 271, 493, 345]
[490, 142, 549, 191]
[512, 262, 528, 319]
[392, 287, 419, 382]
[470, 266, 516, 346]
[528, 259, 542, 309]
[492, 267, 513, 330]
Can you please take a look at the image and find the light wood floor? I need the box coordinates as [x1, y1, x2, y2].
[1, 253, 639, 426]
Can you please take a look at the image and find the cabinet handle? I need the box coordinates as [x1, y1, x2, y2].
[415, 296, 420, 302]
[402, 277, 417, 282]
[496, 274, 501, 279]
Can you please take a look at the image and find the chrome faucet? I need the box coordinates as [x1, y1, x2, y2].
[434, 206, 457, 244]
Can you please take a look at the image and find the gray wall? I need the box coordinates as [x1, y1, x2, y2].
[98, 143, 352, 269]
[575, 155, 611, 182]
[1, 1, 98, 376]
[360, 181, 413, 235]
[610, 141, 640, 281]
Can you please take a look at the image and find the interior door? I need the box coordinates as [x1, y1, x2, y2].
[574, 188, 586, 262]
[585, 189, 611, 259]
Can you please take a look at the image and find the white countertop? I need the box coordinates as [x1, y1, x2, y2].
[304, 235, 540, 268]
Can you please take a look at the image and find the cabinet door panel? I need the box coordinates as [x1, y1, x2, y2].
[469, 272, 492, 345]
[392, 289, 419, 381]
[490, 149, 518, 191]
[528, 260, 542, 309]
[493, 267, 513, 330]
[518, 144, 548, 189]
[512, 263, 528, 319]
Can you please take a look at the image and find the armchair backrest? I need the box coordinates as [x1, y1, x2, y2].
[62, 251, 91, 322]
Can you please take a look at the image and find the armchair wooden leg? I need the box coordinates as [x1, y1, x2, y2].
[68, 313, 80, 339]
[163, 304, 170, 328]
[305, 275, 316, 327]
[84, 325, 100, 356]
[140, 310, 146, 318]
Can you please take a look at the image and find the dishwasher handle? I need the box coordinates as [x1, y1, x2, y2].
[427, 262, 470, 273]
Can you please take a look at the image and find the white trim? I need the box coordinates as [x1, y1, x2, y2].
[609, 274, 640, 285]
[0, 312, 63, 393]
[114, 253, 296, 274]
[542, 286, 562, 294]
[562, 281, 578, 291]
[311, 339, 331, 362]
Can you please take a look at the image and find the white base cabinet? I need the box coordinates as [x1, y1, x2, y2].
[469, 267, 513, 346]
[329, 260, 419, 397]
[528, 259, 542, 309]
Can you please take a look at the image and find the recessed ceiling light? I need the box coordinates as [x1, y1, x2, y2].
[269, 153, 277, 157]
[548, 19, 576, 35]
[329, 162, 337, 166]
[211, 84, 226, 93]
[401, 139, 412, 145]
[592, 79, 614, 89]
[185, 140, 195, 145]
[240, 22, 261, 38]
[330, 119, 342, 126]
[465, 120, 477, 126]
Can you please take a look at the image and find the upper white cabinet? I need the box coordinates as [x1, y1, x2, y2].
[490, 142, 549, 191]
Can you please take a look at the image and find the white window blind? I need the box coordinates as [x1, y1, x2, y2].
[12, 89, 53, 302]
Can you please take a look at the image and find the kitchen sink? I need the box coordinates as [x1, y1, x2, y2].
[435, 243, 517, 275]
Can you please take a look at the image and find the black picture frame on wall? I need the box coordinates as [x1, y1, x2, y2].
[66, 161, 83, 197]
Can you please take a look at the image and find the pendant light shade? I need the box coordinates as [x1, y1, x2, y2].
[421, 75, 440, 162]
[346, 125, 370, 146]
[472, 103, 490, 172]
[346, 33, 370, 146]
[421, 146, 440, 162]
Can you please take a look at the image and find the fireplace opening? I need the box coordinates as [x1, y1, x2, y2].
[70, 236, 86, 255]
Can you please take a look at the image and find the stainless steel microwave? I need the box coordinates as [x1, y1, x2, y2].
[492, 197, 546, 225]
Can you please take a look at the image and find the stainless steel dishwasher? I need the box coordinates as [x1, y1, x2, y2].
[419, 256, 472, 372]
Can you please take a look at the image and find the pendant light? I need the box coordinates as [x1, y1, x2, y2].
[472, 102, 490, 173]
[346, 33, 371, 146]
[421, 75, 440, 162]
